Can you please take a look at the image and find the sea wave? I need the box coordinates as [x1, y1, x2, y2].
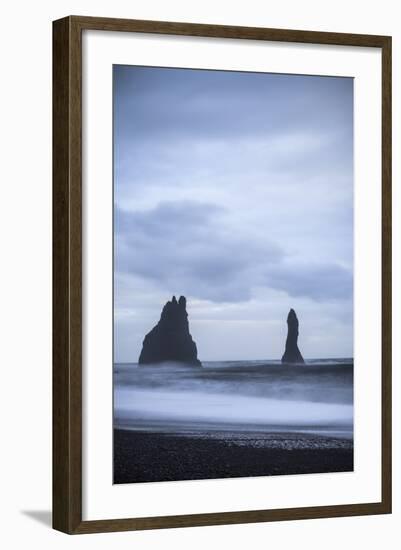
[114, 360, 353, 437]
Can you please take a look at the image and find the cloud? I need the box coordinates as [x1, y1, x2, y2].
[116, 200, 352, 304]
[114, 66, 353, 212]
[114, 66, 353, 145]
[268, 262, 353, 301]
[115, 200, 283, 302]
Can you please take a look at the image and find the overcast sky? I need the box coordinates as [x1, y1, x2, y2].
[113, 65, 353, 362]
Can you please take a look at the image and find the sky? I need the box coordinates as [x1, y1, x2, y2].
[113, 65, 353, 362]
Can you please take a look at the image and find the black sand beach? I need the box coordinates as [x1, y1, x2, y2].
[113, 428, 353, 484]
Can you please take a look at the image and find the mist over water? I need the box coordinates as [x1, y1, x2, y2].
[114, 360, 353, 438]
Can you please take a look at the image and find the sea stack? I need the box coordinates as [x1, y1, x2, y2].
[281, 309, 305, 364]
[138, 296, 202, 366]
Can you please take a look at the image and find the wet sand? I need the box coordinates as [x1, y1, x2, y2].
[114, 428, 353, 484]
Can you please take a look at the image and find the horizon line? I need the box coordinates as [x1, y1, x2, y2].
[113, 357, 354, 364]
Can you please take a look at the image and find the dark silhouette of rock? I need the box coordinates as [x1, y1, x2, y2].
[138, 296, 202, 366]
[281, 309, 305, 364]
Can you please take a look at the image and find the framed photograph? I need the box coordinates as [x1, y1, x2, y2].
[53, 16, 392, 534]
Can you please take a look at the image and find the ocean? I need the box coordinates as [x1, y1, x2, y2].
[114, 359, 353, 439]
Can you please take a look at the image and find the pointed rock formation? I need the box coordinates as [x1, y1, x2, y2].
[138, 296, 202, 366]
[281, 309, 305, 364]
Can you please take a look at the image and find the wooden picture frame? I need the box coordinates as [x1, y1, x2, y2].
[53, 15, 392, 534]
